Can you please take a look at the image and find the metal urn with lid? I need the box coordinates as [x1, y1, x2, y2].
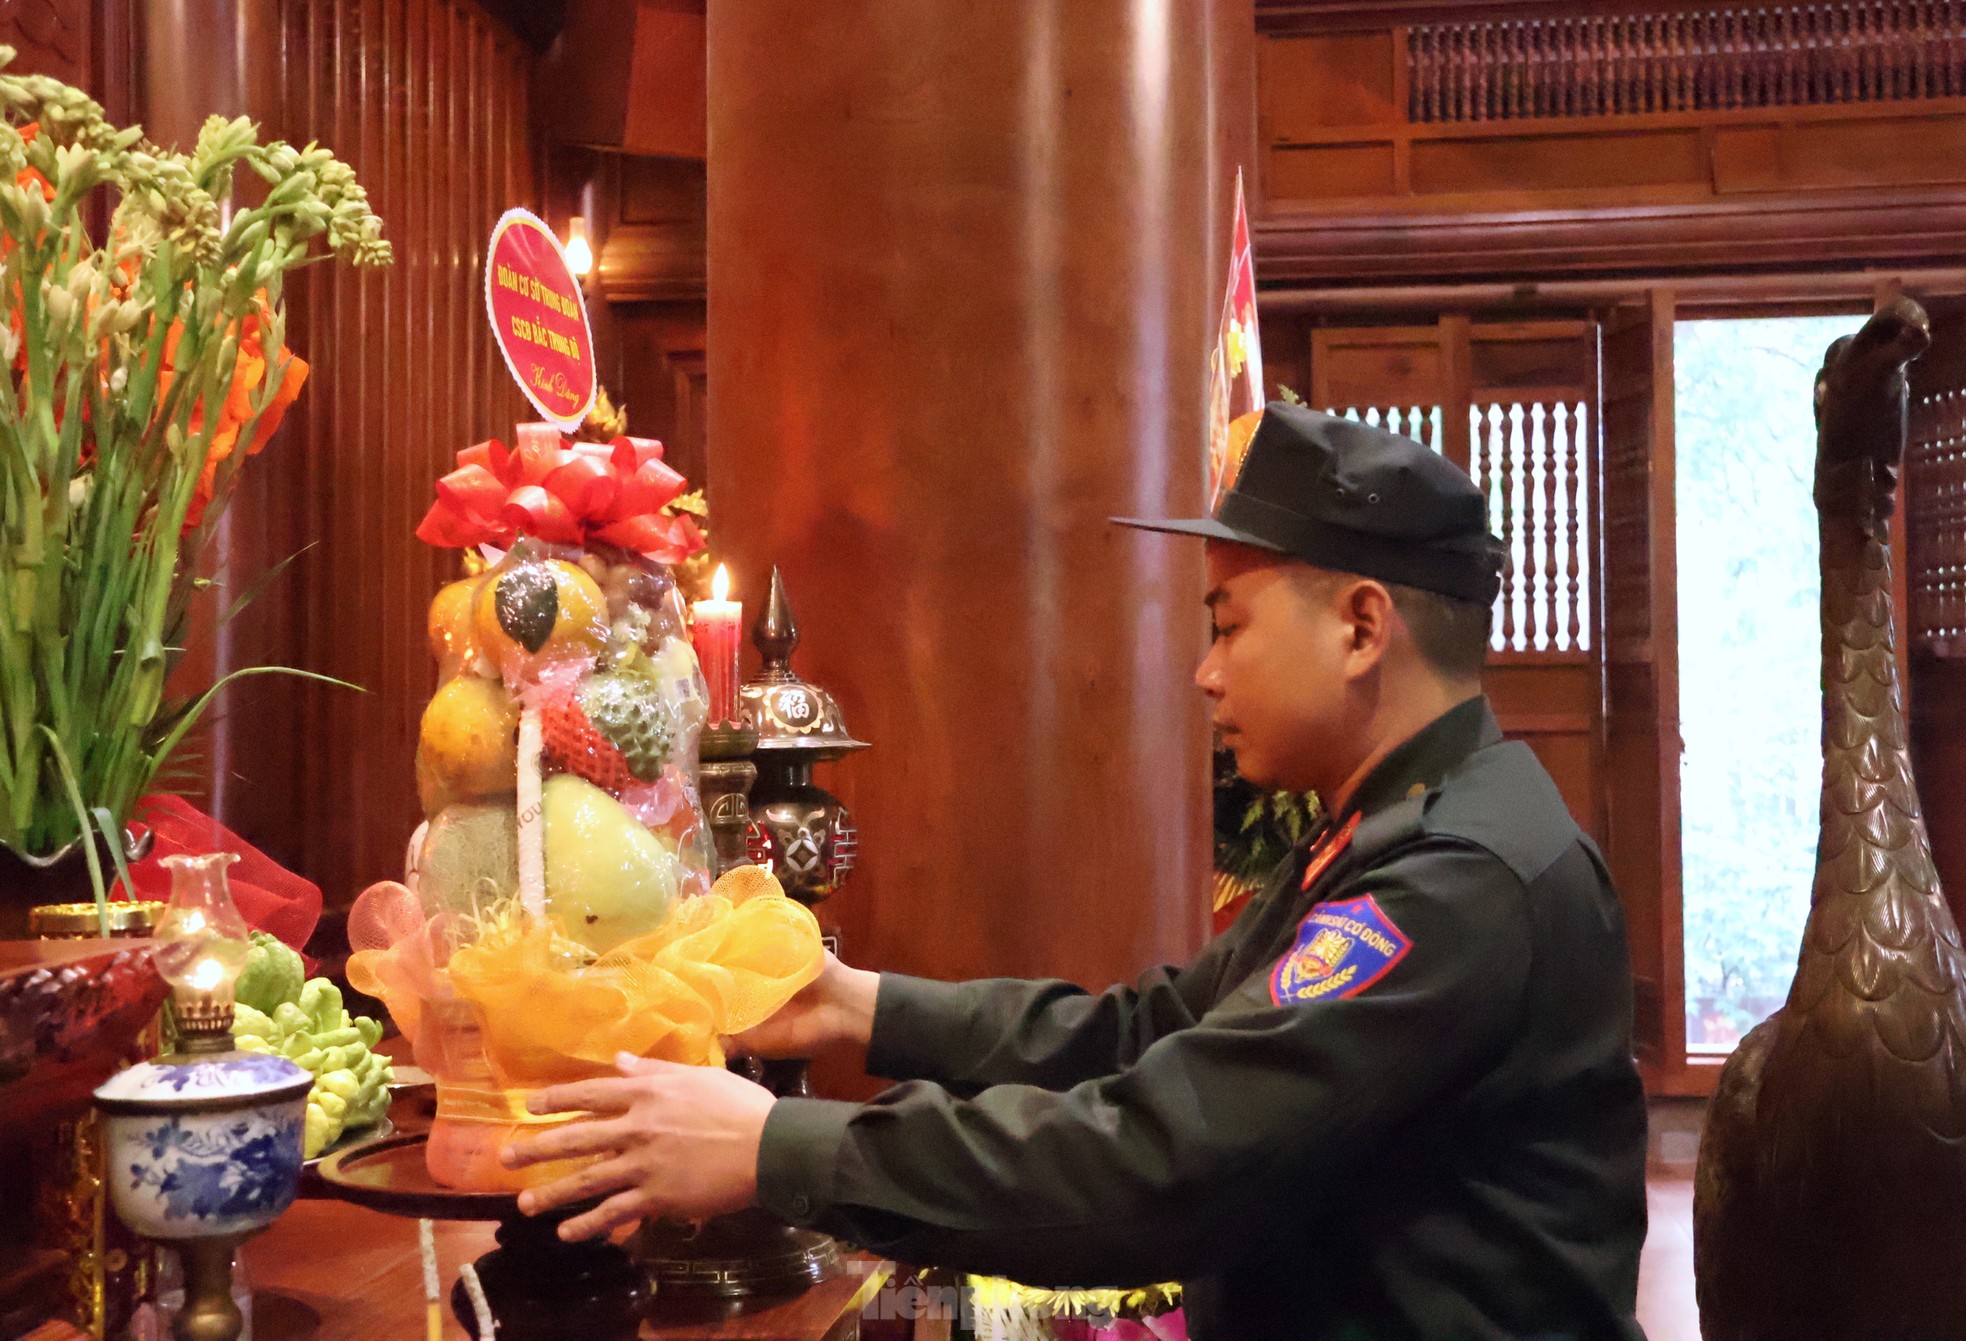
[739, 569, 868, 910]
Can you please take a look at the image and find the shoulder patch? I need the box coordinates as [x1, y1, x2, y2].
[1269, 895, 1412, 1006]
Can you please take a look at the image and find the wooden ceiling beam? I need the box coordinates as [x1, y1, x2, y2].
[1257, 188, 1966, 288]
[1258, 265, 1966, 315]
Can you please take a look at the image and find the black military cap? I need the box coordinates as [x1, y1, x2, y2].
[1116, 402, 1503, 605]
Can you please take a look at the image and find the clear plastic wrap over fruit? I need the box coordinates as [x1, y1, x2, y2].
[418, 539, 717, 925]
[349, 424, 824, 1191]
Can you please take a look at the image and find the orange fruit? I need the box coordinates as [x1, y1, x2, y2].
[427, 577, 484, 671]
[417, 676, 518, 808]
[473, 558, 608, 682]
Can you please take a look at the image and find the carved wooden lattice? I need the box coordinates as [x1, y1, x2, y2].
[1322, 402, 1442, 450]
[1472, 400, 1592, 653]
[1410, 2, 1966, 123]
[1320, 399, 1591, 652]
[1908, 354, 1966, 656]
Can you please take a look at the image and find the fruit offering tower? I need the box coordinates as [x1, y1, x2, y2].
[346, 423, 824, 1192]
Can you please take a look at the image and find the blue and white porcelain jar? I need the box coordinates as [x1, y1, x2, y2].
[95, 1049, 311, 1242]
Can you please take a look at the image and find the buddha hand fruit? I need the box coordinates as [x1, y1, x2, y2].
[233, 976, 394, 1158]
[234, 930, 305, 1017]
[542, 773, 679, 954]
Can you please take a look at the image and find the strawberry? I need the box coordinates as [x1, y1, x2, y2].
[540, 687, 635, 793]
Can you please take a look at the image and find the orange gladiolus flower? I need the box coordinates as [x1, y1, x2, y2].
[159, 293, 310, 529]
[14, 122, 52, 204]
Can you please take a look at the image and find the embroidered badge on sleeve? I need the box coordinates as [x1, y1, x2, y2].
[1270, 894, 1412, 1006]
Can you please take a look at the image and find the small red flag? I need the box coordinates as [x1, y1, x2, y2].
[1206, 169, 1265, 509]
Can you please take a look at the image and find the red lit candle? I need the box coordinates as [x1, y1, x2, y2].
[691, 564, 743, 727]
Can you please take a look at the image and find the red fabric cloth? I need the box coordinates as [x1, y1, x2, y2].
[113, 794, 323, 951]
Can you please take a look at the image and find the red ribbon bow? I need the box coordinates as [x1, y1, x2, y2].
[416, 422, 706, 563]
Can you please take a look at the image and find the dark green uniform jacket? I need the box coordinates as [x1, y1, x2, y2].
[757, 697, 1649, 1340]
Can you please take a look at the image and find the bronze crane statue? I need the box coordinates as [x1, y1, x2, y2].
[1694, 296, 1966, 1339]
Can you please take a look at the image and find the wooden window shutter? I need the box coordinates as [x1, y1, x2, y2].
[1599, 291, 1687, 1087]
[1906, 298, 1966, 933]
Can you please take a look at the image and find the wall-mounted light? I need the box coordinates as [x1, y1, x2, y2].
[564, 216, 594, 278]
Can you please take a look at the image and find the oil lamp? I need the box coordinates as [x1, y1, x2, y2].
[95, 853, 310, 1341]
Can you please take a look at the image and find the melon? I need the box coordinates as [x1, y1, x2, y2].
[418, 802, 519, 919]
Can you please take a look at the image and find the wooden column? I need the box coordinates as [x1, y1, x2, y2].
[706, 2, 1238, 992]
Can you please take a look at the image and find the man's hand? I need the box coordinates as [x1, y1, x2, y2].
[729, 950, 880, 1062]
[501, 1053, 776, 1241]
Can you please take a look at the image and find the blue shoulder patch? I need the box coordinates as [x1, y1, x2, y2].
[1269, 895, 1412, 1006]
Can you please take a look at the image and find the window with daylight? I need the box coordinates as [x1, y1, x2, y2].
[1675, 315, 1855, 1053]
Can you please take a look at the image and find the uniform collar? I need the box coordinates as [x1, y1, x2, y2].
[1334, 694, 1499, 823]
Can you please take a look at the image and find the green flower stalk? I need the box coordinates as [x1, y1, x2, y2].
[0, 46, 391, 898]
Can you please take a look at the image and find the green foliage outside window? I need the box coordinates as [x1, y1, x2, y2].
[1676, 316, 1854, 1050]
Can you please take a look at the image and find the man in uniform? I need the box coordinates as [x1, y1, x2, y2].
[503, 403, 1651, 1341]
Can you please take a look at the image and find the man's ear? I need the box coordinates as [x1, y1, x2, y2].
[1340, 579, 1398, 662]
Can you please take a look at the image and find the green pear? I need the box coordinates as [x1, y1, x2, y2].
[542, 774, 678, 953]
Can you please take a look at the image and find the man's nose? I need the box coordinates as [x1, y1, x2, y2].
[1195, 647, 1223, 696]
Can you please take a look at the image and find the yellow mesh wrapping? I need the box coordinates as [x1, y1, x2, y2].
[347, 866, 823, 1189]
[446, 887, 822, 1082]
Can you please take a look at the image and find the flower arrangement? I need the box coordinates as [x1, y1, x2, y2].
[0, 48, 390, 898]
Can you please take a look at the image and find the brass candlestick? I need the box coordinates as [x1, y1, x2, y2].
[697, 721, 762, 878]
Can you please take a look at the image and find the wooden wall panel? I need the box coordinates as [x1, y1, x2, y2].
[539, 0, 705, 158]
[1255, 2, 1966, 286]
[212, 0, 536, 908]
[1485, 658, 1600, 835]
[1260, 32, 1396, 133]
[1, 0, 92, 88]
[545, 149, 707, 488]
[1409, 127, 1705, 194]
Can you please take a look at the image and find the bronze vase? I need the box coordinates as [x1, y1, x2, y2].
[0, 829, 147, 940]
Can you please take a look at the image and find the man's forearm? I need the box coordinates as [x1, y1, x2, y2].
[865, 968, 1203, 1094]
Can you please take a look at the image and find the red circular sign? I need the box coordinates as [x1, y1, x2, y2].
[485, 208, 597, 429]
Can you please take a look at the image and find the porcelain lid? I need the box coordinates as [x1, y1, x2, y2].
[95, 1049, 312, 1112]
